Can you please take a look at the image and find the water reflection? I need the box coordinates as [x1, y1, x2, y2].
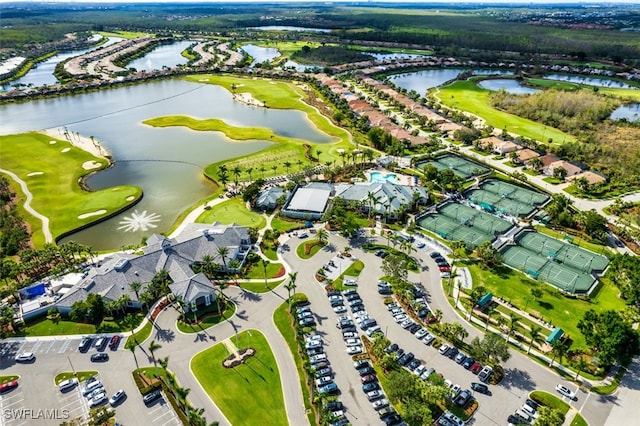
[610, 103, 640, 122]
[478, 79, 541, 95]
[127, 41, 193, 71]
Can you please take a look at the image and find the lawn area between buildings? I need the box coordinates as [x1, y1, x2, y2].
[465, 262, 625, 350]
[273, 299, 317, 426]
[241, 279, 285, 293]
[176, 301, 236, 334]
[195, 197, 266, 229]
[125, 320, 153, 349]
[271, 216, 305, 233]
[191, 329, 287, 426]
[22, 313, 144, 337]
[436, 80, 573, 144]
[244, 261, 285, 279]
[54, 371, 97, 385]
[0, 132, 141, 247]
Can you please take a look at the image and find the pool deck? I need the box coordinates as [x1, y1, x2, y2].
[365, 168, 416, 186]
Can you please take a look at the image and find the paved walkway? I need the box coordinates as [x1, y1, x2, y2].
[0, 167, 53, 243]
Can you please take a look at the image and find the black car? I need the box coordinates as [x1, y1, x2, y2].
[78, 337, 93, 353]
[524, 398, 540, 411]
[471, 382, 490, 394]
[507, 414, 528, 425]
[436, 260, 449, 267]
[417, 307, 429, 318]
[143, 390, 162, 405]
[327, 290, 341, 297]
[407, 358, 421, 371]
[90, 353, 109, 362]
[430, 252, 442, 258]
[383, 413, 403, 426]
[324, 401, 343, 411]
[447, 347, 459, 359]
[398, 352, 415, 366]
[342, 326, 357, 334]
[346, 293, 361, 301]
[375, 249, 385, 257]
[394, 348, 405, 359]
[385, 343, 398, 354]
[462, 357, 475, 370]
[358, 366, 375, 376]
[362, 382, 380, 393]
[408, 323, 421, 333]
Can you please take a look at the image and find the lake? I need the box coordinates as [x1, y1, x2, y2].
[127, 40, 193, 71]
[545, 74, 637, 89]
[240, 44, 281, 67]
[390, 68, 514, 95]
[478, 79, 541, 95]
[610, 103, 640, 122]
[0, 79, 332, 249]
[1, 37, 123, 91]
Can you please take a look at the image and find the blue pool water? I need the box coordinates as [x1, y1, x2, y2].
[370, 171, 398, 183]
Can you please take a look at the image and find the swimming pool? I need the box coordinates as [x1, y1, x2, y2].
[370, 171, 398, 183]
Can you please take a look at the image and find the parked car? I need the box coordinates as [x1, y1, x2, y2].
[346, 345, 363, 355]
[423, 333, 435, 345]
[454, 352, 467, 364]
[438, 344, 450, 355]
[324, 401, 343, 411]
[315, 376, 333, 387]
[358, 366, 374, 377]
[108, 335, 120, 350]
[109, 389, 126, 406]
[447, 347, 459, 359]
[14, 352, 35, 363]
[414, 328, 428, 339]
[478, 366, 493, 383]
[0, 381, 19, 393]
[524, 399, 540, 411]
[385, 343, 398, 354]
[520, 403, 538, 418]
[555, 384, 576, 400]
[78, 337, 93, 352]
[310, 354, 327, 363]
[454, 389, 472, 407]
[59, 378, 79, 392]
[420, 368, 435, 381]
[372, 398, 390, 410]
[366, 389, 384, 401]
[430, 252, 441, 258]
[470, 361, 483, 374]
[398, 352, 415, 366]
[82, 380, 103, 396]
[319, 382, 339, 395]
[299, 317, 316, 327]
[90, 353, 109, 362]
[143, 390, 162, 405]
[354, 359, 370, 370]
[471, 382, 490, 394]
[362, 382, 380, 393]
[361, 374, 377, 384]
[407, 358, 421, 371]
[413, 365, 426, 376]
[333, 305, 347, 314]
[88, 392, 107, 408]
[94, 337, 108, 351]
[462, 357, 475, 370]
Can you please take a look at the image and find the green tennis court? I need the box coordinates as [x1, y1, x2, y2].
[465, 179, 550, 217]
[420, 154, 490, 179]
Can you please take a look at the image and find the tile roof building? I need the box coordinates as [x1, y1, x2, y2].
[335, 182, 428, 217]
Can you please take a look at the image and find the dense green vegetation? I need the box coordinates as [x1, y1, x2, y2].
[290, 45, 373, 65]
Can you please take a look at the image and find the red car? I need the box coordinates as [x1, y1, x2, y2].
[470, 361, 483, 374]
[0, 381, 18, 393]
[108, 335, 120, 350]
[439, 266, 452, 272]
[361, 374, 377, 384]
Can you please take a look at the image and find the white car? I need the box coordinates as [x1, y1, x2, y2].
[367, 390, 384, 401]
[414, 328, 428, 339]
[393, 314, 407, 323]
[333, 305, 347, 314]
[88, 392, 107, 408]
[14, 352, 35, 362]
[372, 398, 390, 410]
[109, 389, 126, 406]
[413, 365, 427, 376]
[555, 384, 576, 400]
[344, 338, 361, 347]
[423, 333, 435, 345]
[58, 378, 78, 392]
[346, 345, 363, 355]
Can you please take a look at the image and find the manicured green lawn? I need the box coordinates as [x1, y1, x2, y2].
[543, 176, 564, 185]
[0, 375, 19, 385]
[125, 320, 153, 349]
[195, 198, 266, 229]
[571, 413, 588, 426]
[191, 329, 287, 426]
[273, 299, 316, 425]
[436, 81, 574, 144]
[0, 132, 141, 247]
[54, 371, 97, 385]
[176, 302, 236, 333]
[296, 238, 325, 259]
[332, 260, 365, 291]
[271, 216, 304, 233]
[466, 262, 625, 350]
[530, 390, 570, 415]
[244, 261, 284, 279]
[23, 313, 143, 337]
[241, 279, 284, 293]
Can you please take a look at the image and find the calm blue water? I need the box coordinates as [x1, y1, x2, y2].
[1, 37, 123, 91]
[478, 79, 541, 95]
[127, 41, 193, 71]
[248, 26, 332, 33]
[370, 172, 398, 183]
[610, 103, 640, 122]
[545, 74, 637, 89]
[281, 60, 322, 72]
[240, 44, 281, 67]
[390, 68, 515, 95]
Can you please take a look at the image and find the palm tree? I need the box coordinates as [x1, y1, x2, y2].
[200, 254, 215, 278]
[484, 305, 496, 331]
[367, 191, 382, 219]
[216, 247, 229, 271]
[217, 169, 229, 190]
[259, 165, 266, 178]
[175, 386, 191, 411]
[129, 281, 142, 301]
[158, 355, 170, 370]
[271, 165, 278, 176]
[246, 167, 254, 181]
[296, 159, 303, 171]
[148, 340, 162, 366]
[129, 344, 139, 368]
[216, 280, 230, 316]
[506, 313, 520, 344]
[549, 340, 570, 367]
[339, 151, 347, 165]
[284, 282, 296, 307]
[316, 228, 329, 245]
[283, 161, 292, 175]
[574, 356, 589, 380]
[527, 325, 544, 354]
[287, 271, 298, 296]
[232, 166, 242, 187]
[385, 195, 397, 223]
[262, 259, 270, 289]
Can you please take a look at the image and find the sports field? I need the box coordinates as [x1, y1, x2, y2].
[419, 154, 490, 179]
[417, 201, 512, 248]
[501, 230, 609, 294]
[465, 179, 549, 217]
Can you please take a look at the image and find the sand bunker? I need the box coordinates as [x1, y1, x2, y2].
[49, 140, 57, 145]
[82, 161, 102, 170]
[126, 195, 135, 201]
[27, 172, 43, 176]
[235, 92, 263, 107]
[78, 210, 107, 219]
[61, 148, 70, 153]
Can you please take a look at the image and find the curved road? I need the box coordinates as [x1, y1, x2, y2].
[0, 167, 53, 242]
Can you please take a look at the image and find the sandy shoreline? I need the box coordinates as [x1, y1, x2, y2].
[233, 92, 265, 108]
[40, 127, 110, 159]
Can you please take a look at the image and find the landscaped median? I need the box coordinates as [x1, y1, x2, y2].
[175, 301, 236, 333]
[54, 371, 97, 385]
[297, 238, 325, 259]
[190, 329, 287, 426]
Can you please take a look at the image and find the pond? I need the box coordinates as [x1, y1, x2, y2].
[281, 60, 322, 72]
[389, 68, 514, 95]
[247, 26, 332, 33]
[240, 44, 280, 67]
[0, 79, 332, 249]
[544, 74, 638, 89]
[1, 37, 123, 91]
[478, 79, 541, 95]
[127, 40, 193, 71]
[610, 103, 640, 122]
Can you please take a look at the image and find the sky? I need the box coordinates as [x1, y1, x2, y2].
[1, 0, 639, 3]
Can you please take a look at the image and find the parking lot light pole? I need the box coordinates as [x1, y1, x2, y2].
[67, 355, 76, 377]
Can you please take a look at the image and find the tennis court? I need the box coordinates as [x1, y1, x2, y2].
[420, 154, 490, 179]
[500, 230, 609, 294]
[417, 201, 512, 248]
[465, 179, 550, 217]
